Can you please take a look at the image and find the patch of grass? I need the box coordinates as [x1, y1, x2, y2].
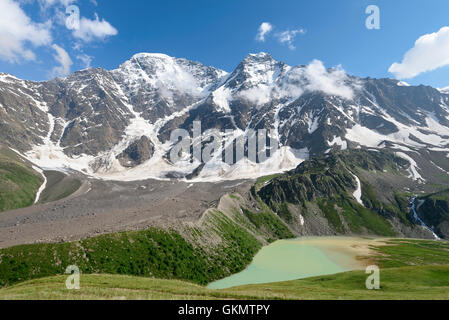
[207, 210, 262, 275]
[277, 203, 293, 224]
[360, 181, 382, 209]
[2, 265, 449, 300]
[241, 208, 294, 239]
[317, 199, 345, 233]
[339, 198, 396, 237]
[0, 147, 42, 212]
[255, 174, 283, 191]
[372, 239, 449, 269]
[229, 194, 240, 201]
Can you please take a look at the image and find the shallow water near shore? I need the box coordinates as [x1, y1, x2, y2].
[208, 236, 377, 290]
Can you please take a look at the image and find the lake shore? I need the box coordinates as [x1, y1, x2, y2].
[208, 236, 389, 290]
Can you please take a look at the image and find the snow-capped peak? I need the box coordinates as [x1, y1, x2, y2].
[0, 73, 21, 83]
[397, 81, 411, 87]
[438, 86, 449, 94]
[112, 53, 228, 108]
[244, 52, 274, 61]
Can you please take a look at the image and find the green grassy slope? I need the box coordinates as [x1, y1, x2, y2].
[257, 150, 417, 236]
[0, 200, 293, 288]
[0, 146, 43, 212]
[1, 239, 449, 300]
[0, 266, 448, 300]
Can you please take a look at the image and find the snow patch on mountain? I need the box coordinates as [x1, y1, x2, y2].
[195, 146, 309, 181]
[438, 86, 449, 94]
[346, 107, 449, 149]
[350, 172, 364, 206]
[328, 136, 348, 150]
[395, 152, 424, 182]
[32, 165, 47, 204]
[307, 114, 320, 134]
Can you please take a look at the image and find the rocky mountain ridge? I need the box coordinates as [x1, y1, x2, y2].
[1, 53, 449, 182]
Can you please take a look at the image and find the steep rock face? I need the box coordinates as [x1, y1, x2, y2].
[418, 190, 449, 238]
[0, 73, 50, 151]
[116, 136, 154, 168]
[48, 68, 134, 156]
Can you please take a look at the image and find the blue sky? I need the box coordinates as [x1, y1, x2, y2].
[2, 0, 449, 88]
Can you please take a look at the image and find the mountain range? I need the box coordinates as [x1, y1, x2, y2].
[1, 52, 449, 183]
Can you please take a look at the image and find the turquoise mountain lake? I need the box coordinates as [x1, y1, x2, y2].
[208, 237, 375, 290]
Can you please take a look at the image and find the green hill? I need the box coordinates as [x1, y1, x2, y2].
[1, 238, 449, 300]
[0, 145, 43, 213]
[1, 265, 448, 300]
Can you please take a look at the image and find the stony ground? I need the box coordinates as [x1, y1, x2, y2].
[0, 171, 253, 249]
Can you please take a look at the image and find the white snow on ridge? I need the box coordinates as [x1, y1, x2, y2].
[113, 52, 227, 106]
[328, 136, 348, 150]
[395, 152, 424, 182]
[345, 109, 449, 149]
[350, 172, 364, 206]
[194, 146, 309, 182]
[308, 115, 320, 134]
[438, 86, 449, 94]
[32, 165, 47, 204]
[389, 143, 418, 153]
[23, 83, 309, 182]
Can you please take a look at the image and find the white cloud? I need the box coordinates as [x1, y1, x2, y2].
[72, 13, 118, 42]
[256, 22, 273, 42]
[275, 28, 306, 50]
[238, 86, 273, 106]
[38, 0, 77, 9]
[389, 26, 449, 79]
[76, 53, 93, 68]
[236, 59, 357, 105]
[51, 44, 72, 77]
[303, 59, 356, 100]
[0, 0, 52, 62]
[0, 0, 116, 79]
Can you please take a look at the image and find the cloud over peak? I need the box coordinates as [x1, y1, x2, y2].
[72, 13, 118, 42]
[51, 44, 73, 77]
[256, 22, 273, 42]
[276, 28, 306, 50]
[255, 22, 306, 50]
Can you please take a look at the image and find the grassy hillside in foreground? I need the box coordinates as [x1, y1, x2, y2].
[0, 145, 43, 212]
[1, 239, 449, 300]
[0, 196, 294, 287]
[0, 265, 448, 300]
